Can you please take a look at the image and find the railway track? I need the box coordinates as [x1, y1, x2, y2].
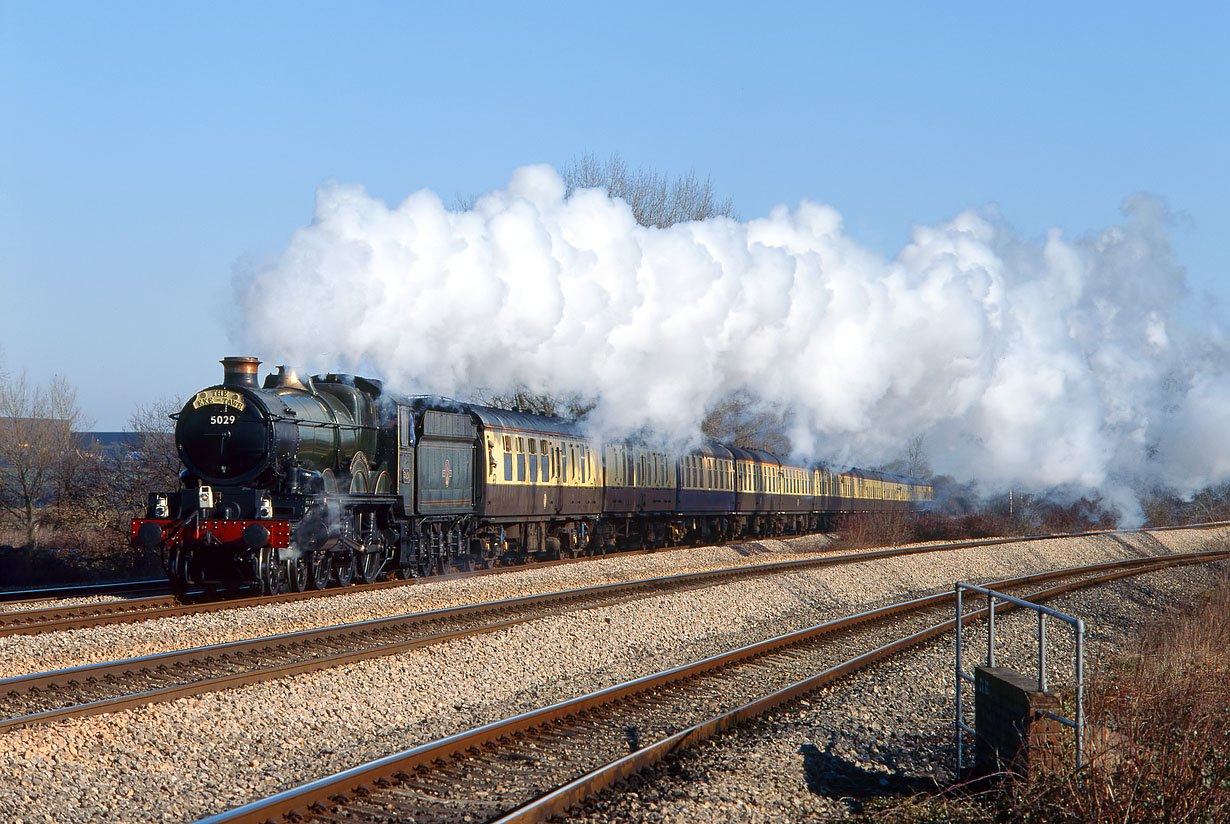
[0, 549, 676, 636]
[0, 550, 962, 731]
[192, 548, 1230, 824]
[6, 537, 1209, 734]
[0, 578, 169, 604]
[5, 523, 1220, 638]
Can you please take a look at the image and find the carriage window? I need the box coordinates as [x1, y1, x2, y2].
[503, 435, 512, 452]
[517, 454, 525, 482]
[541, 439, 548, 454]
[529, 439, 536, 454]
[516, 437, 523, 452]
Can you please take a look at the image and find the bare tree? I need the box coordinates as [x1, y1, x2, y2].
[700, 392, 792, 454]
[55, 396, 183, 537]
[1189, 483, 1230, 524]
[121, 396, 185, 513]
[903, 435, 930, 479]
[475, 387, 596, 420]
[0, 371, 84, 547]
[562, 152, 735, 227]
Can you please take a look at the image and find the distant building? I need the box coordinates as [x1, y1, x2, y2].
[73, 431, 144, 462]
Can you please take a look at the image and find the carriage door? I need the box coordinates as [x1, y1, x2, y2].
[397, 405, 415, 510]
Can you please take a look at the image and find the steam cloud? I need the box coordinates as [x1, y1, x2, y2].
[237, 165, 1230, 518]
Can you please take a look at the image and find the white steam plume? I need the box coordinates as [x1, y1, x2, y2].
[236, 165, 1230, 516]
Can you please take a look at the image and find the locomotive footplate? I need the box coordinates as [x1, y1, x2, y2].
[132, 518, 292, 550]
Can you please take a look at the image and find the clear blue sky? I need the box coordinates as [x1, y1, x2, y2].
[2, 1, 1227, 429]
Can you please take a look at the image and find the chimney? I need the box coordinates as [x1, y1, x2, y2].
[221, 356, 261, 388]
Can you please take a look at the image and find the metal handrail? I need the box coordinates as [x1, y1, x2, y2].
[955, 582, 1085, 772]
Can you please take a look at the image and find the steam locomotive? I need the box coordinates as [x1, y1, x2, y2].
[132, 357, 932, 594]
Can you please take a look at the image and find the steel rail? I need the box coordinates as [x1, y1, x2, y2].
[0, 579, 169, 604]
[193, 547, 1230, 824]
[0, 562, 542, 636]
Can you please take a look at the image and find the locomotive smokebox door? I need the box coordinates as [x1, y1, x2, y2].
[417, 410, 476, 515]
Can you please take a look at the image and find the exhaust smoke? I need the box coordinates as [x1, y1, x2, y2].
[235, 166, 1230, 520]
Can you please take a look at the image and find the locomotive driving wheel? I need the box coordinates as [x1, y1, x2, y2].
[335, 554, 356, 587]
[309, 555, 331, 589]
[355, 524, 392, 584]
[261, 548, 283, 595]
[289, 557, 309, 592]
[357, 549, 382, 584]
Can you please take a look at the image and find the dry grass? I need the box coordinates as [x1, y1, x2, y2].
[832, 511, 1013, 551]
[856, 574, 1230, 824]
